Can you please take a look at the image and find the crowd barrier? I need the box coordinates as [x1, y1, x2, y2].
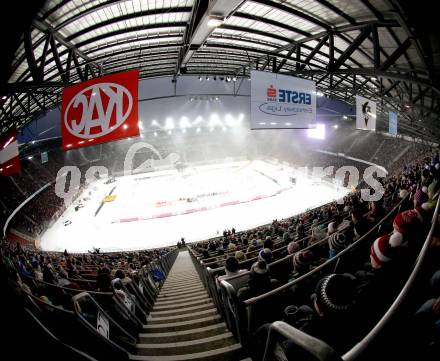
[189, 194, 408, 347]
[21, 247, 179, 359]
[261, 198, 439, 360]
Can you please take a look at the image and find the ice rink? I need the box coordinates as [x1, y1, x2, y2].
[39, 160, 350, 252]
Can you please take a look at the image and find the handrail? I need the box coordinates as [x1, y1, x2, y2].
[262, 321, 343, 361]
[243, 196, 406, 306]
[20, 273, 114, 296]
[342, 198, 440, 361]
[72, 291, 137, 348]
[23, 307, 100, 361]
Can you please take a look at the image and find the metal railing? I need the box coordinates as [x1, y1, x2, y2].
[262, 321, 343, 361]
[259, 198, 439, 361]
[342, 197, 440, 361]
[224, 197, 407, 345]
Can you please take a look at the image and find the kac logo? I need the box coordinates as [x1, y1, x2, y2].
[64, 82, 133, 139]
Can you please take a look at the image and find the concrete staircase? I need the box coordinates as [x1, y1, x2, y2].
[130, 250, 251, 361]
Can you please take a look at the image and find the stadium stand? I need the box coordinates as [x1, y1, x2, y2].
[1, 1, 439, 360]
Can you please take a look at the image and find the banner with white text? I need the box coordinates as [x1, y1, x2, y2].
[61, 70, 139, 150]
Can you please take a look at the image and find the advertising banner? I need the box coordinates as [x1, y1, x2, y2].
[250, 70, 316, 129]
[62, 70, 139, 150]
[0, 129, 20, 176]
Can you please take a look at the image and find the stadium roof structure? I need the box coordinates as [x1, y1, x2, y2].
[0, 0, 439, 140]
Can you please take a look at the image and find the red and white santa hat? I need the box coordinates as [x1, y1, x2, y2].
[392, 208, 424, 242]
[370, 234, 394, 267]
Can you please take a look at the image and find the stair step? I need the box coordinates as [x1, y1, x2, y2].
[149, 303, 215, 316]
[161, 284, 203, 292]
[165, 275, 200, 281]
[153, 293, 209, 306]
[148, 308, 217, 323]
[162, 282, 201, 290]
[157, 290, 207, 301]
[143, 315, 221, 332]
[159, 286, 205, 297]
[135, 251, 250, 361]
[153, 298, 212, 311]
[139, 323, 229, 343]
[129, 343, 244, 361]
[164, 278, 200, 284]
[164, 282, 200, 286]
[135, 332, 235, 356]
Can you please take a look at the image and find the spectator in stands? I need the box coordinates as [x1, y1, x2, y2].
[310, 219, 326, 243]
[31, 259, 43, 281]
[287, 241, 300, 256]
[398, 188, 413, 211]
[283, 225, 295, 244]
[253, 273, 358, 359]
[237, 260, 278, 301]
[366, 200, 385, 223]
[354, 233, 411, 330]
[235, 250, 246, 262]
[327, 214, 343, 235]
[43, 263, 56, 284]
[328, 232, 348, 258]
[263, 236, 274, 250]
[391, 206, 425, 248]
[292, 250, 315, 276]
[36, 285, 52, 304]
[351, 208, 369, 238]
[414, 188, 429, 207]
[246, 244, 256, 254]
[228, 242, 237, 252]
[422, 180, 440, 212]
[202, 249, 210, 259]
[258, 248, 273, 263]
[115, 269, 132, 286]
[216, 256, 247, 288]
[296, 223, 306, 240]
[14, 271, 32, 295]
[422, 168, 433, 188]
[96, 272, 112, 292]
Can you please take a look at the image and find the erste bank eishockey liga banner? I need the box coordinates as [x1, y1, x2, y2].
[250, 70, 316, 129]
[61, 70, 139, 150]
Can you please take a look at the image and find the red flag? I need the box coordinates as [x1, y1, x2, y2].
[0, 129, 20, 176]
[61, 70, 140, 150]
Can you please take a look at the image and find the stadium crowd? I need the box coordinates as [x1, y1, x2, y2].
[0, 139, 438, 359]
[0, 239, 173, 308]
[190, 149, 440, 360]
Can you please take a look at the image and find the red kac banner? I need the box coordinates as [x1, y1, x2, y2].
[61, 70, 140, 150]
[0, 128, 20, 176]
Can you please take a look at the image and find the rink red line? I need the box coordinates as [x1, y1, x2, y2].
[153, 212, 174, 218]
[111, 187, 293, 224]
[119, 217, 140, 223]
[220, 200, 240, 207]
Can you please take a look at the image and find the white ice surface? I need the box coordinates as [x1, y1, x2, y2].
[40, 160, 349, 252]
